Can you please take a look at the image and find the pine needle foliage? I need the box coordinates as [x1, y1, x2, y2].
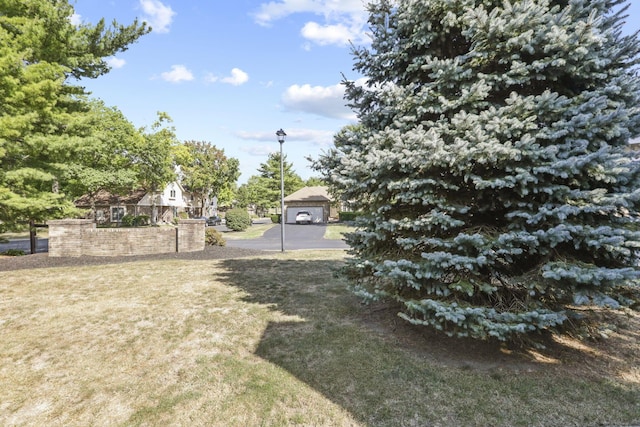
[315, 0, 640, 341]
[0, 0, 149, 231]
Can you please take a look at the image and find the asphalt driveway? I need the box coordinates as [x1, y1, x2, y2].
[225, 223, 348, 251]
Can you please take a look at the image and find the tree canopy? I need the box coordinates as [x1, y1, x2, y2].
[63, 100, 145, 211]
[0, 0, 149, 231]
[315, 0, 640, 341]
[237, 153, 304, 214]
[176, 140, 240, 211]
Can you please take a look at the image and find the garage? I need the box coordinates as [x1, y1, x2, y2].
[287, 206, 324, 224]
[283, 186, 336, 224]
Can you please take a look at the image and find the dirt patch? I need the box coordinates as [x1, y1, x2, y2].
[360, 300, 640, 383]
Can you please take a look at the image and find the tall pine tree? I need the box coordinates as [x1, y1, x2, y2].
[238, 153, 305, 214]
[0, 0, 148, 231]
[316, 0, 640, 341]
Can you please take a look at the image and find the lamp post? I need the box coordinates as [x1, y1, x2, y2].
[276, 129, 287, 252]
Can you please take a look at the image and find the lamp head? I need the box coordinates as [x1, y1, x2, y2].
[276, 128, 286, 143]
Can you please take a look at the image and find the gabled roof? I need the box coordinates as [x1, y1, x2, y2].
[75, 189, 147, 207]
[284, 186, 332, 202]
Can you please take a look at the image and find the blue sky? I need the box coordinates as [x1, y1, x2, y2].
[73, 1, 640, 183]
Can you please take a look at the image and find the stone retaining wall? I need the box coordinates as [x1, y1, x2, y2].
[47, 219, 205, 257]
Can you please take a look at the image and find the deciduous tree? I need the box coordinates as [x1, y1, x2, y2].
[137, 112, 179, 225]
[64, 100, 145, 217]
[177, 141, 240, 214]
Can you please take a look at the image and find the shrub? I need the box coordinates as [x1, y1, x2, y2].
[134, 215, 150, 226]
[339, 211, 361, 222]
[2, 249, 25, 256]
[120, 214, 150, 227]
[270, 214, 281, 224]
[225, 208, 252, 231]
[205, 227, 226, 246]
[120, 214, 136, 227]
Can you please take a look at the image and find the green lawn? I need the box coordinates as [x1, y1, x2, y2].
[221, 222, 354, 241]
[221, 222, 276, 239]
[1, 250, 638, 426]
[323, 222, 355, 240]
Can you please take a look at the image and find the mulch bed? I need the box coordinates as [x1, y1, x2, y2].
[0, 246, 268, 272]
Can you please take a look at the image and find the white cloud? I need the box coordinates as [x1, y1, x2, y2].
[222, 68, 250, 86]
[204, 73, 218, 84]
[286, 128, 336, 147]
[254, 0, 365, 25]
[282, 83, 355, 120]
[69, 13, 82, 26]
[160, 65, 194, 83]
[237, 128, 336, 149]
[206, 69, 250, 86]
[107, 57, 126, 69]
[236, 131, 268, 141]
[240, 144, 277, 157]
[301, 21, 355, 46]
[140, 0, 175, 33]
[253, 0, 369, 47]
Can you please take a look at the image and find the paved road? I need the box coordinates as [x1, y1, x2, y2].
[225, 223, 348, 251]
[0, 238, 48, 254]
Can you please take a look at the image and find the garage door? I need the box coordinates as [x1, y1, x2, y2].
[286, 206, 324, 224]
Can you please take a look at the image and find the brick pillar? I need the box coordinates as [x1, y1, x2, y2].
[47, 219, 95, 257]
[177, 219, 205, 253]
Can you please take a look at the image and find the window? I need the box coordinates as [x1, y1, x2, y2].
[169, 189, 176, 199]
[111, 206, 125, 222]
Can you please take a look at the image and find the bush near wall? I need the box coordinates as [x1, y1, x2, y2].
[225, 208, 252, 231]
[270, 214, 281, 224]
[205, 227, 226, 246]
[120, 215, 150, 227]
[338, 211, 362, 222]
[1, 249, 25, 256]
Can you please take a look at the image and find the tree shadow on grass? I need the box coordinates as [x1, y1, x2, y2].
[219, 257, 640, 426]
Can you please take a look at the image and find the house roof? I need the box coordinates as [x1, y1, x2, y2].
[75, 189, 148, 207]
[284, 186, 333, 203]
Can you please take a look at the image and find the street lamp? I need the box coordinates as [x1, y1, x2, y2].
[276, 129, 287, 252]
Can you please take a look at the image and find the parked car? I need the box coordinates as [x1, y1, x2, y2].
[194, 216, 222, 226]
[295, 210, 312, 224]
[206, 216, 222, 226]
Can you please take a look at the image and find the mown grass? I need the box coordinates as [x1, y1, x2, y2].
[1, 250, 638, 426]
[221, 223, 276, 239]
[222, 222, 354, 241]
[323, 223, 355, 240]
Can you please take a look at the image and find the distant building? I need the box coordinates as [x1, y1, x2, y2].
[75, 182, 192, 224]
[283, 186, 338, 224]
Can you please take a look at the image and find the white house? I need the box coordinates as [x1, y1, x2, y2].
[75, 181, 194, 224]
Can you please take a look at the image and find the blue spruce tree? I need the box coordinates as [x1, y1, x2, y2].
[316, 0, 640, 341]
